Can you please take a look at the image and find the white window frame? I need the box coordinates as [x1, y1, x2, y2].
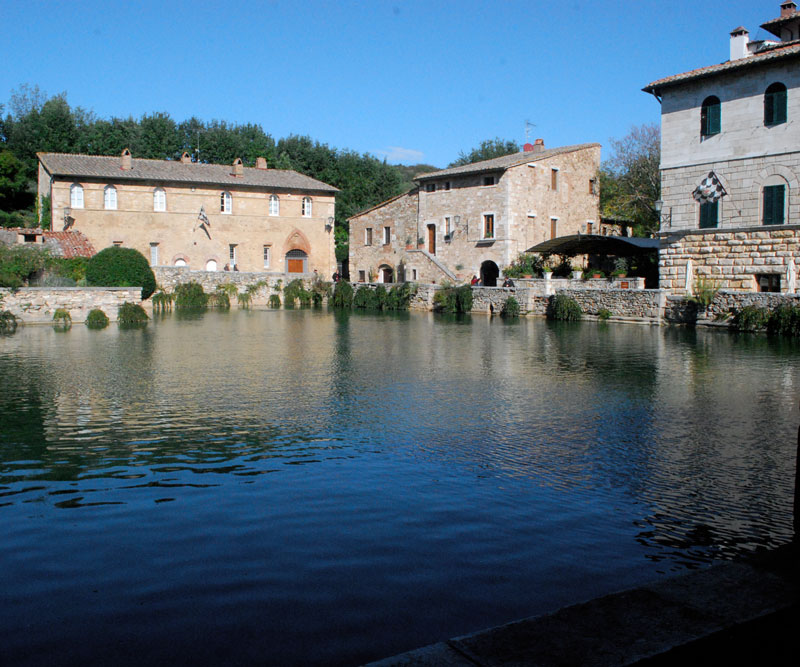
[302, 197, 312, 217]
[154, 187, 166, 212]
[150, 243, 159, 266]
[269, 195, 279, 216]
[263, 245, 271, 268]
[221, 191, 232, 214]
[483, 213, 496, 239]
[383, 226, 391, 245]
[444, 216, 451, 237]
[70, 183, 84, 209]
[104, 185, 117, 210]
[229, 244, 237, 268]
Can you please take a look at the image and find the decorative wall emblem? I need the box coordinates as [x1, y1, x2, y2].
[692, 171, 727, 203]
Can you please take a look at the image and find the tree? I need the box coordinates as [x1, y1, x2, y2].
[600, 124, 660, 236]
[448, 137, 520, 167]
[0, 150, 30, 213]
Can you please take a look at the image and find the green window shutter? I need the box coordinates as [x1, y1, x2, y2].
[775, 88, 787, 124]
[763, 185, 785, 225]
[700, 201, 718, 228]
[708, 102, 721, 135]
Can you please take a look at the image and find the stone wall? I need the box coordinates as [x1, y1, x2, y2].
[558, 288, 664, 321]
[659, 226, 800, 292]
[0, 287, 141, 323]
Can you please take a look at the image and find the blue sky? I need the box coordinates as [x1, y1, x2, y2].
[0, 0, 784, 167]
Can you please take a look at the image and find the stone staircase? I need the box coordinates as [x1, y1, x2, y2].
[406, 249, 458, 282]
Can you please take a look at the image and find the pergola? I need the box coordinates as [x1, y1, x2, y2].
[525, 234, 659, 256]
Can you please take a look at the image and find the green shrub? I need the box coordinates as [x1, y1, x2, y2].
[152, 290, 174, 311]
[597, 308, 612, 320]
[0, 245, 49, 287]
[208, 286, 230, 309]
[767, 304, 800, 337]
[0, 310, 18, 334]
[268, 294, 281, 309]
[312, 291, 324, 307]
[53, 308, 72, 327]
[117, 302, 149, 325]
[331, 281, 354, 309]
[731, 305, 769, 332]
[86, 308, 109, 329]
[688, 277, 720, 309]
[85, 247, 157, 300]
[354, 285, 379, 309]
[283, 279, 309, 308]
[548, 294, 582, 321]
[386, 283, 414, 311]
[433, 283, 473, 313]
[501, 296, 520, 318]
[174, 281, 208, 309]
[374, 285, 388, 310]
[237, 291, 252, 309]
[504, 253, 544, 278]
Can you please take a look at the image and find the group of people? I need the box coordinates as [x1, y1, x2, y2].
[470, 275, 515, 288]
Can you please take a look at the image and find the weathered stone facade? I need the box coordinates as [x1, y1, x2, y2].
[38, 151, 337, 278]
[349, 142, 601, 286]
[646, 4, 800, 293]
[0, 287, 141, 323]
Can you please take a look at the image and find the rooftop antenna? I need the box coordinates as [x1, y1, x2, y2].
[525, 120, 536, 142]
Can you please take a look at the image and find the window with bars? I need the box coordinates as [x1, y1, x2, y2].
[763, 184, 786, 226]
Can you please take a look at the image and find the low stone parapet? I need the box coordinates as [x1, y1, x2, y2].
[0, 287, 141, 323]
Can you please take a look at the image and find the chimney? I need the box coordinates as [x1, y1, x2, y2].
[730, 26, 750, 60]
[120, 148, 132, 171]
[231, 157, 243, 177]
[256, 156, 267, 170]
[180, 151, 191, 164]
[532, 138, 545, 153]
[782, 2, 797, 17]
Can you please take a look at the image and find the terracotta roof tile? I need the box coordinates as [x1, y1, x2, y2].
[644, 41, 800, 93]
[44, 230, 96, 258]
[414, 143, 601, 181]
[37, 153, 338, 193]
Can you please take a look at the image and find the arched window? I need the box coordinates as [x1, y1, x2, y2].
[269, 195, 280, 216]
[70, 184, 84, 209]
[206, 259, 218, 271]
[174, 258, 187, 267]
[153, 188, 166, 212]
[104, 185, 117, 210]
[764, 82, 787, 126]
[220, 191, 232, 214]
[285, 249, 308, 273]
[302, 197, 312, 217]
[701, 96, 721, 138]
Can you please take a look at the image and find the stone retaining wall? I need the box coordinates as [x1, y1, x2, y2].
[558, 288, 664, 321]
[0, 287, 141, 323]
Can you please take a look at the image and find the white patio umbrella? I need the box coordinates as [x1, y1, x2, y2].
[787, 257, 796, 293]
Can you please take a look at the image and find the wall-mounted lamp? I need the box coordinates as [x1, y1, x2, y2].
[326, 216, 334, 232]
[654, 200, 671, 228]
[63, 207, 73, 230]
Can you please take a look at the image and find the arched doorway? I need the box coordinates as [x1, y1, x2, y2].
[480, 260, 499, 287]
[286, 249, 308, 274]
[206, 259, 218, 271]
[379, 265, 393, 283]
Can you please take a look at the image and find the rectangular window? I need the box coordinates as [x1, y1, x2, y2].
[229, 244, 237, 268]
[383, 226, 391, 245]
[444, 216, 451, 237]
[483, 214, 495, 239]
[425, 183, 436, 192]
[550, 217, 558, 239]
[551, 168, 559, 190]
[412, 269, 418, 280]
[263, 245, 270, 268]
[763, 185, 785, 225]
[589, 178, 598, 195]
[699, 201, 718, 229]
[358, 270, 366, 282]
[113, 241, 122, 247]
[444, 181, 451, 191]
[586, 221, 594, 234]
[483, 175, 495, 186]
[150, 243, 159, 266]
[757, 274, 781, 292]
[365, 228, 373, 245]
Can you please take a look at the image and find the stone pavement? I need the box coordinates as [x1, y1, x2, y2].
[367, 543, 798, 666]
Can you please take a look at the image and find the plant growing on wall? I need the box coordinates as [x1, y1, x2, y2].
[85, 247, 157, 300]
[237, 290, 252, 309]
[731, 305, 769, 332]
[152, 290, 174, 312]
[117, 302, 149, 326]
[268, 294, 281, 308]
[86, 308, 109, 329]
[547, 294, 582, 321]
[688, 277, 719, 309]
[52, 308, 71, 329]
[173, 281, 208, 309]
[0, 309, 18, 334]
[501, 296, 520, 319]
[433, 283, 473, 313]
[331, 280, 354, 309]
[766, 304, 800, 337]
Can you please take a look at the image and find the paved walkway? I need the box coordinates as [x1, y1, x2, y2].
[367, 543, 798, 666]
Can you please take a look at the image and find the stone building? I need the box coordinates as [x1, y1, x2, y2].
[37, 150, 337, 276]
[644, 2, 800, 293]
[348, 141, 601, 285]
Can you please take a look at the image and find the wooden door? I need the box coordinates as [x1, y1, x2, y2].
[287, 259, 304, 273]
[428, 224, 436, 255]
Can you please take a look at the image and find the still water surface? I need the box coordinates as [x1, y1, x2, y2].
[1, 310, 797, 665]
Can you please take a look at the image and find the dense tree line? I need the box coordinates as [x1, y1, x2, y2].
[0, 85, 437, 260]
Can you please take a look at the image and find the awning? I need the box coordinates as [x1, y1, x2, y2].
[525, 234, 659, 256]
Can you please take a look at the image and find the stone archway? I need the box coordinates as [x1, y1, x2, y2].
[379, 264, 394, 283]
[480, 260, 499, 287]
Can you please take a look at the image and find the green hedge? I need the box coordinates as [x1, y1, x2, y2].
[86, 247, 156, 300]
[86, 308, 109, 329]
